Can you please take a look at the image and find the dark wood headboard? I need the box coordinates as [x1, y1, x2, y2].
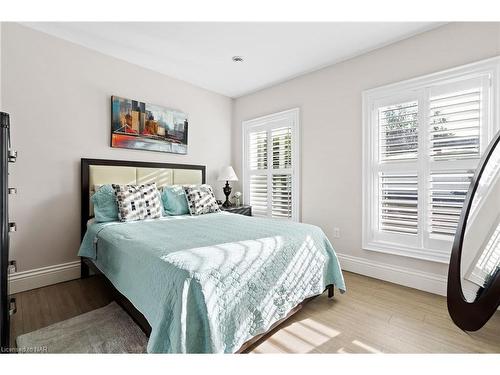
[80, 158, 206, 241]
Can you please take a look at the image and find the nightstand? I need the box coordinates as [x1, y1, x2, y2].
[220, 205, 252, 216]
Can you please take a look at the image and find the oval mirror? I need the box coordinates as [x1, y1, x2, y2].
[448, 130, 500, 331]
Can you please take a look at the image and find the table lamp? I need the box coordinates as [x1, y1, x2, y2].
[217, 166, 238, 208]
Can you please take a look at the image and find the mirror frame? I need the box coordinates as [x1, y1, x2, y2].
[448, 129, 500, 331]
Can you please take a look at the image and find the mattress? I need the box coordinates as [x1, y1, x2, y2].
[78, 212, 345, 353]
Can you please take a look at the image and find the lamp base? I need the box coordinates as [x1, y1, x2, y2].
[222, 181, 232, 208]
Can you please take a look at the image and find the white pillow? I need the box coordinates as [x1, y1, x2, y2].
[112, 183, 162, 222]
[184, 184, 220, 216]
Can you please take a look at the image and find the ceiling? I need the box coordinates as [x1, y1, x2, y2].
[22, 22, 443, 98]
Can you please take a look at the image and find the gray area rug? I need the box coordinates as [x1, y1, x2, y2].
[16, 302, 147, 353]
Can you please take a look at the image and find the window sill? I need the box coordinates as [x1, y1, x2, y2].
[362, 240, 451, 264]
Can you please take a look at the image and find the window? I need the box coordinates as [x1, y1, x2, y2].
[363, 57, 500, 263]
[243, 108, 300, 221]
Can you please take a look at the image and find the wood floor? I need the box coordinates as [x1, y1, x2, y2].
[9, 271, 500, 353]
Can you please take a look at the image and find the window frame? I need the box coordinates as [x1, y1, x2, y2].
[242, 108, 300, 222]
[362, 57, 500, 263]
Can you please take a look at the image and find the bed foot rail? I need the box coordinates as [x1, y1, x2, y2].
[327, 284, 334, 298]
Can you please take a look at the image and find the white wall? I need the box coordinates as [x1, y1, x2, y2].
[232, 22, 500, 294]
[1, 23, 232, 275]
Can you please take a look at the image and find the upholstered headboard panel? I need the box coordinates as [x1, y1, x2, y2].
[87, 165, 203, 215]
[81, 158, 205, 239]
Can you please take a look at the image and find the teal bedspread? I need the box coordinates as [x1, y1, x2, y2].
[78, 212, 345, 353]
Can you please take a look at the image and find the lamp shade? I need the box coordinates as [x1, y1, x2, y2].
[218, 166, 238, 181]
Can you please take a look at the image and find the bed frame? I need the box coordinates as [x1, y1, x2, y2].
[80, 157, 334, 353]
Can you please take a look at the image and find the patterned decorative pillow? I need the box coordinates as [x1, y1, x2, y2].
[112, 183, 162, 222]
[184, 184, 220, 216]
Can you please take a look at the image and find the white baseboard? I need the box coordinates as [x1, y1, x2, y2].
[337, 253, 447, 296]
[8, 261, 81, 294]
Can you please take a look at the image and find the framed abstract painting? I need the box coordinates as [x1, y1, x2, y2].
[111, 96, 188, 154]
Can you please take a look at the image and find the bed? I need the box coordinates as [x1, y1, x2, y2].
[78, 158, 345, 353]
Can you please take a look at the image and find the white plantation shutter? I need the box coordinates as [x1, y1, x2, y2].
[427, 78, 486, 241]
[374, 96, 420, 246]
[243, 109, 299, 221]
[429, 88, 481, 160]
[272, 174, 292, 218]
[248, 130, 268, 216]
[249, 175, 268, 216]
[375, 99, 420, 242]
[272, 127, 292, 168]
[379, 173, 418, 235]
[271, 127, 293, 219]
[429, 171, 474, 236]
[379, 101, 419, 162]
[249, 130, 267, 170]
[363, 59, 498, 262]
